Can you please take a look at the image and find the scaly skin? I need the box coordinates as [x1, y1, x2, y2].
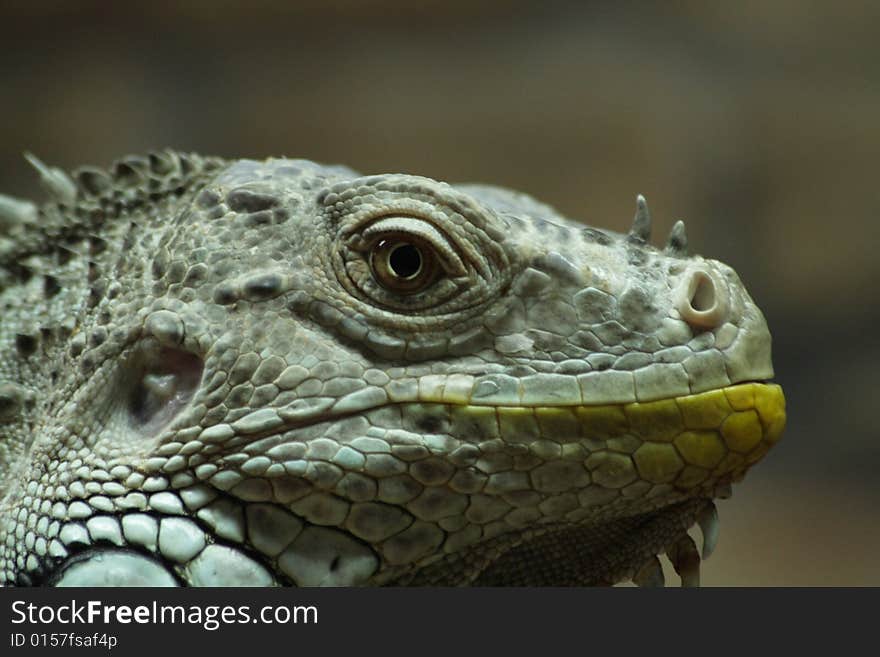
[0, 151, 785, 586]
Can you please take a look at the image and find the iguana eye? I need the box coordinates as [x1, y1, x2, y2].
[369, 236, 439, 293]
[329, 204, 505, 315]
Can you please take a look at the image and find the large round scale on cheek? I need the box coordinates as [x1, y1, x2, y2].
[53, 551, 178, 587]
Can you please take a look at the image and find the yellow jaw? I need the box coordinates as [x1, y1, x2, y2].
[611, 382, 785, 487]
[443, 382, 786, 492]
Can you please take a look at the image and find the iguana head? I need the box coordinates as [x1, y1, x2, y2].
[0, 153, 785, 586]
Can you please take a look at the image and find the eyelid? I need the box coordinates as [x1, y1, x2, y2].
[361, 216, 467, 276]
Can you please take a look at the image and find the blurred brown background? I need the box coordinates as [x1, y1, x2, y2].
[1, 1, 877, 585]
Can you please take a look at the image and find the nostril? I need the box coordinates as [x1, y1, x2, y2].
[689, 271, 716, 312]
[676, 268, 728, 330]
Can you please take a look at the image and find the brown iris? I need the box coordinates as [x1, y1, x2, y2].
[369, 237, 438, 293]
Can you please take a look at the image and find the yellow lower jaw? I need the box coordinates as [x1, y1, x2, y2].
[619, 382, 785, 486]
[487, 382, 786, 489]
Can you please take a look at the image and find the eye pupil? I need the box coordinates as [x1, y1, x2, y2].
[387, 243, 422, 279]
[368, 237, 436, 295]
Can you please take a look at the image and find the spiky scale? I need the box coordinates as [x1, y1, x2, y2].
[0, 194, 37, 228]
[629, 193, 652, 242]
[665, 219, 688, 256]
[24, 153, 77, 204]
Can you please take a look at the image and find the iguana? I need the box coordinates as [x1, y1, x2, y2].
[0, 151, 785, 586]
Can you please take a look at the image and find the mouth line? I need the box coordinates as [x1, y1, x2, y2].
[422, 380, 786, 457]
[221, 380, 784, 435]
[448, 379, 780, 408]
